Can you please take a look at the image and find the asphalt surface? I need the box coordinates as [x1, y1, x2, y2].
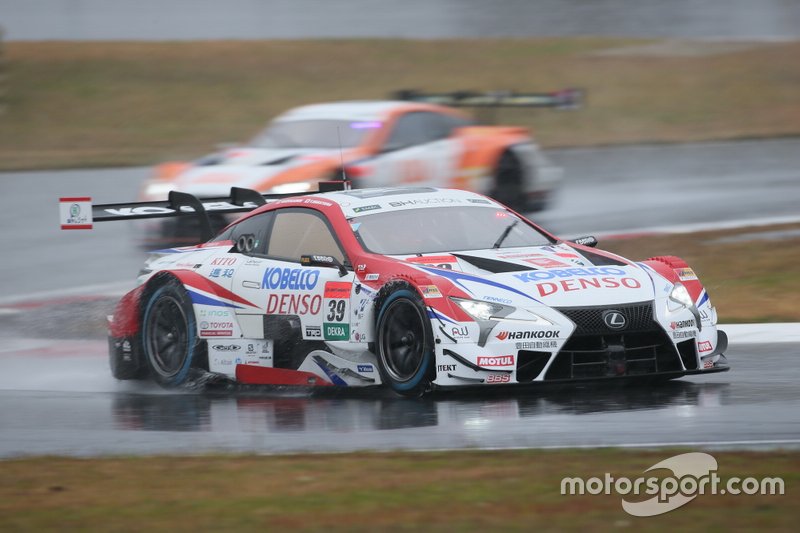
[3, 0, 800, 40]
[0, 138, 799, 457]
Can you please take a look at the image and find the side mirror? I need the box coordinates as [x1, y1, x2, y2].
[300, 254, 347, 277]
[569, 236, 598, 248]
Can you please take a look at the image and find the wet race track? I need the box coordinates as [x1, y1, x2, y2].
[1, 139, 799, 457]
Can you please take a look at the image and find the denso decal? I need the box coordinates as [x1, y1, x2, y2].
[496, 330, 559, 341]
[514, 267, 626, 282]
[477, 355, 515, 367]
[534, 277, 642, 296]
[262, 267, 320, 290]
[266, 294, 322, 315]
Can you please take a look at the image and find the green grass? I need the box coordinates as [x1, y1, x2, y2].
[0, 450, 796, 531]
[1, 39, 800, 169]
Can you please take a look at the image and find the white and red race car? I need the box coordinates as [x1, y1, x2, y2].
[62, 185, 728, 396]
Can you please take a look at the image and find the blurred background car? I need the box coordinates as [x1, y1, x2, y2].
[138, 91, 579, 245]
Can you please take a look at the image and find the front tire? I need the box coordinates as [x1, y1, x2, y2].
[142, 280, 200, 388]
[375, 287, 435, 397]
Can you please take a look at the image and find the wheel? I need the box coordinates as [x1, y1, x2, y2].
[490, 150, 528, 212]
[141, 280, 200, 388]
[375, 288, 435, 397]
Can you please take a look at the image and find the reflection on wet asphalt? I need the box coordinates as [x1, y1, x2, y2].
[0, 344, 797, 457]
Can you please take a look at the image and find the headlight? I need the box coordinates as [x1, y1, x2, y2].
[668, 282, 693, 310]
[450, 297, 513, 321]
[270, 182, 313, 194]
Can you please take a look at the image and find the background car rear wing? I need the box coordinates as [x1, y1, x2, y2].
[392, 88, 583, 110]
[59, 182, 348, 241]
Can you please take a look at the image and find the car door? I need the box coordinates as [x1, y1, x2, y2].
[368, 111, 464, 188]
[231, 208, 356, 348]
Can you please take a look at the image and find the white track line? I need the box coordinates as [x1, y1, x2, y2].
[596, 214, 800, 239]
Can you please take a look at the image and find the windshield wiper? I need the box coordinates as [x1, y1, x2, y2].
[492, 219, 519, 249]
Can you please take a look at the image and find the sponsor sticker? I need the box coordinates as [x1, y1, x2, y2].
[514, 267, 627, 282]
[676, 267, 698, 281]
[673, 330, 697, 340]
[496, 330, 559, 341]
[698, 340, 713, 353]
[324, 281, 352, 299]
[516, 341, 558, 350]
[437, 364, 457, 372]
[357, 364, 374, 373]
[211, 257, 237, 266]
[523, 255, 571, 269]
[670, 319, 695, 330]
[486, 373, 511, 383]
[59, 197, 93, 229]
[305, 325, 322, 338]
[449, 326, 470, 339]
[353, 204, 381, 213]
[477, 355, 515, 367]
[324, 323, 350, 341]
[262, 267, 320, 290]
[365, 273, 380, 281]
[420, 285, 442, 298]
[199, 320, 234, 337]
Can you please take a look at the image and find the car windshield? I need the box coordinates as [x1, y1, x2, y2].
[250, 119, 382, 149]
[352, 206, 553, 255]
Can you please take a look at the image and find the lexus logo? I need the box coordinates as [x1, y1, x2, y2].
[602, 310, 627, 330]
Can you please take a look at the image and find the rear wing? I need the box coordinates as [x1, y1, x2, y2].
[392, 88, 583, 110]
[59, 182, 349, 242]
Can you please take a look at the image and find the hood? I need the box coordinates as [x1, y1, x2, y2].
[171, 147, 338, 196]
[400, 244, 656, 308]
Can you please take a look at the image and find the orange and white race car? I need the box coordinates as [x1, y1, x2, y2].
[140, 90, 579, 244]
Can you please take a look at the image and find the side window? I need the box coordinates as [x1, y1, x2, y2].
[266, 209, 346, 263]
[384, 112, 441, 151]
[212, 212, 273, 255]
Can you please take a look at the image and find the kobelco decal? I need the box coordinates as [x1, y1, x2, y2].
[262, 267, 320, 290]
[513, 267, 627, 282]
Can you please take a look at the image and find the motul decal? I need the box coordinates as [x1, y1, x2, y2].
[477, 355, 515, 367]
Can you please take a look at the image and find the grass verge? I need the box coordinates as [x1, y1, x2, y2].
[1, 39, 800, 169]
[0, 449, 796, 531]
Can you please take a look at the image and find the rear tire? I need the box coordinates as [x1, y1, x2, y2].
[490, 150, 528, 212]
[375, 287, 434, 397]
[142, 280, 200, 388]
